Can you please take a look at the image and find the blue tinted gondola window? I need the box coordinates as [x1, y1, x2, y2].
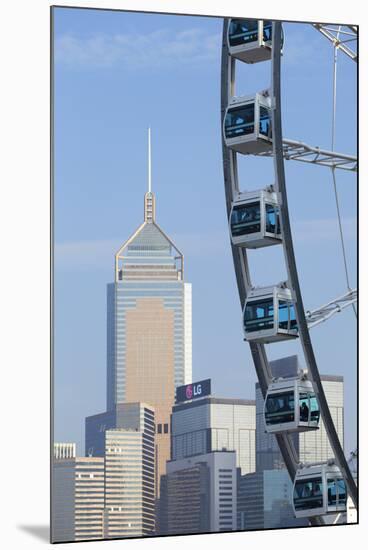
[299, 392, 309, 422]
[278, 301, 297, 331]
[263, 20, 272, 42]
[244, 298, 274, 332]
[310, 394, 320, 423]
[231, 202, 261, 236]
[229, 19, 259, 47]
[265, 203, 281, 234]
[225, 104, 255, 139]
[328, 478, 347, 506]
[294, 477, 323, 510]
[265, 390, 294, 425]
[337, 479, 347, 505]
[259, 106, 271, 137]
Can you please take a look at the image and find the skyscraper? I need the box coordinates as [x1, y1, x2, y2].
[103, 405, 155, 538]
[160, 451, 237, 535]
[106, 132, 192, 496]
[171, 396, 256, 474]
[52, 451, 105, 542]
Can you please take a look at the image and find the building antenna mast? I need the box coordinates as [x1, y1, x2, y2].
[148, 127, 151, 193]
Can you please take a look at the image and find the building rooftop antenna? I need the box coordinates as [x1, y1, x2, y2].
[148, 127, 151, 193]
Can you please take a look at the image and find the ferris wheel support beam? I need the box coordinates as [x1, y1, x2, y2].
[271, 22, 357, 509]
[220, 20, 324, 527]
[312, 24, 358, 62]
[255, 139, 357, 171]
[306, 289, 357, 329]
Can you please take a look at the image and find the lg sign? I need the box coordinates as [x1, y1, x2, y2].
[176, 379, 211, 403]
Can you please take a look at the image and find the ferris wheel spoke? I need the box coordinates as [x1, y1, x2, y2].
[312, 24, 358, 62]
[306, 289, 357, 328]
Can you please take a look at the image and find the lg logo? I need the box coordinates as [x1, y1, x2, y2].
[185, 383, 202, 400]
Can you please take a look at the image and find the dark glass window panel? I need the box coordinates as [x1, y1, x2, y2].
[278, 300, 298, 331]
[163, 423, 169, 434]
[231, 201, 261, 237]
[265, 390, 295, 425]
[309, 394, 320, 423]
[294, 477, 323, 510]
[299, 392, 309, 422]
[229, 19, 259, 46]
[157, 424, 162, 434]
[225, 104, 255, 139]
[263, 20, 272, 42]
[265, 203, 281, 234]
[244, 298, 274, 332]
[259, 106, 272, 137]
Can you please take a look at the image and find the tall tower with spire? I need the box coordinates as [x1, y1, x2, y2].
[106, 130, 192, 498]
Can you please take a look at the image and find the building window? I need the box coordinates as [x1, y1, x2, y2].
[157, 424, 162, 434]
[164, 424, 169, 434]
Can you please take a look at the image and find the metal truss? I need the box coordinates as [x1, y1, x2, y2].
[256, 139, 357, 172]
[312, 24, 358, 62]
[306, 289, 357, 329]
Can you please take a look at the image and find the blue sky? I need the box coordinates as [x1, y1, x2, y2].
[53, 7, 357, 455]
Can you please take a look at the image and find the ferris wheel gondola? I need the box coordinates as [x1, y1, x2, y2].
[229, 188, 282, 248]
[293, 462, 347, 518]
[223, 93, 272, 154]
[264, 375, 320, 433]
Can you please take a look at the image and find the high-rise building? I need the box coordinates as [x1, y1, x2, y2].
[106, 188, 192, 496]
[52, 452, 105, 542]
[160, 451, 237, 534]
[104, 416, 155, 538]
[171, 396, 256, 475]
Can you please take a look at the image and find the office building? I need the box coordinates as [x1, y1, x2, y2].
[85, 402, 154, 458]
[104, 419, 155, 538]
[52, 452, 104, 542]
[106, 189, 192, 496]
[160, 451, 237, 534]
[171, 396, 256, 475]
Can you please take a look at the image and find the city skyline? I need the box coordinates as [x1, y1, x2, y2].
[53, 7, 357, 458]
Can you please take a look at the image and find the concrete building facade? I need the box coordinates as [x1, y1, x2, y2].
[171, 396, 256, 475]
[104, 420, 155, 538]
[160, 451, 237, 534]
[52, 455, 105, 542]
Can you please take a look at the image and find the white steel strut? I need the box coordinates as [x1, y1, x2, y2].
[306, 289, 357, 328]
[256, 139, 357, 172]
[312, 24, 358, 62]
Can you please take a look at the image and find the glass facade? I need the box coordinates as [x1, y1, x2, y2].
[105, 192, 192, 497]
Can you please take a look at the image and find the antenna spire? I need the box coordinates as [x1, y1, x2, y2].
[144, 127, 155, 223]
[148, 127, 151, 193]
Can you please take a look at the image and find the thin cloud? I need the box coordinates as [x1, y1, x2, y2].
[54, 218, 356, 271]
[55, 28, 220, 69]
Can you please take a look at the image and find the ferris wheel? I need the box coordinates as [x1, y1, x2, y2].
[220, 19, 357, 525]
